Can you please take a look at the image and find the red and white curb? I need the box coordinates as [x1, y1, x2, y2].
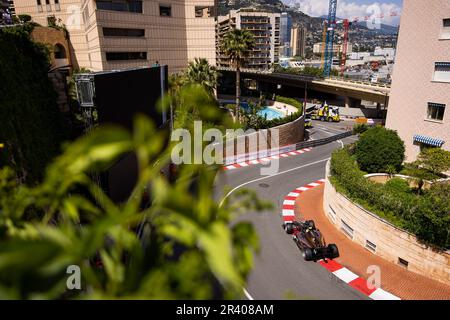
[281, 179, 401, 301]
[224, 148, 312, 171]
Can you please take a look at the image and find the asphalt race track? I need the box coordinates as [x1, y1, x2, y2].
[215, 120, 368, 300]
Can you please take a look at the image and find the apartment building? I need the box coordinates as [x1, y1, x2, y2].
[216, 9, 280, 70]
[279, 12, 291, 57]
[290, 25, 306, 57]
[386, 0, 450, 161]
[313, 42, 352, 55]
[14, 0, 216, 73]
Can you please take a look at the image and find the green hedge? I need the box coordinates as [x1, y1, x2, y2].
[275, 95, 302, 110]
[330, 148, 449, 249]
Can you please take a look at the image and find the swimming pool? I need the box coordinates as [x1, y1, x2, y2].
[259, 107, 284, 120]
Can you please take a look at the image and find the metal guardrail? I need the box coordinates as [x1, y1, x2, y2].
[295, 131, 353, 149]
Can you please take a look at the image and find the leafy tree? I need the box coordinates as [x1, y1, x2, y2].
[0, 86, 270, 299]
[354, 126, 405, 173]
[241, 102, 265, 130]
[417, 148, 450, 176]
[221, 29, 255, 120]
[185, 58, 219, 96]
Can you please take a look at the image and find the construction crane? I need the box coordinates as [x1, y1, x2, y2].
[322, 5, 399, 78]
[323, 0, 337, 78]
[340, 19, 350, 76]
[320, 20, 328, 69]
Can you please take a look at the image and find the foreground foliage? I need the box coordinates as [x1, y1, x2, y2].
[0, 87, 270, 299]
[330, 148, 449, 249]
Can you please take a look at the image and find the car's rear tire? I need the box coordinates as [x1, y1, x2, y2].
[303, 248, 314, 261]
[328, 244, 340, 259]
[285, 223, 295, 235]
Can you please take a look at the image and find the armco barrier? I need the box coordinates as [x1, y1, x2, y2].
[295, 131, 353, 149]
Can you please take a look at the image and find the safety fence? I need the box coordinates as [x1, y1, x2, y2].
[295, 131, 353, 149]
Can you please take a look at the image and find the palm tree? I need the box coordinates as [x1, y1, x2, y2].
[221, 29, 255, 120]
[185, 58, 218, 96]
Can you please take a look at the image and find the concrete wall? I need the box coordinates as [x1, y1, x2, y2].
[323, 161, 450, 284]
[223, 115, 304, 163]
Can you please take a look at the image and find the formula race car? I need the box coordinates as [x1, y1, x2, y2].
[284, 220, 339, 262]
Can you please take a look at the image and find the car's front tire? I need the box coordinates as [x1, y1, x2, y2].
[327, 244, 340, 259]
[303, 248, 314, 261]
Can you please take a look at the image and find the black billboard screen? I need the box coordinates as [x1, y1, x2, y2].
[93, 66, 168, 130]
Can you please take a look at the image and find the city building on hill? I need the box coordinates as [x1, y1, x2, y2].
[313, 42, 353, 55]
[216, 9, 280, 70]
[386, 0, 450, 161]
[291, 25, 306, 57]
[13, 0, 216, 73]
[279, 12, 291, 57]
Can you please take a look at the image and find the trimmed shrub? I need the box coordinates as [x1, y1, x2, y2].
[352, 123, 369, 135]
[354, 126, 405, 173]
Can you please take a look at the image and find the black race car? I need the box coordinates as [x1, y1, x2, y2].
[284, 220, 339, 262]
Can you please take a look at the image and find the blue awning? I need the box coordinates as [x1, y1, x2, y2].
[413, 134, 445, 147]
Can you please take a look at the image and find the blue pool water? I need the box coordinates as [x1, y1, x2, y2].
[219, 100, 285, 120]
[259, 107, 284, 120]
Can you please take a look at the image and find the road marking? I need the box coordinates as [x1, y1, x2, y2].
[333, 268, 359, 283]
[369, 288, 401, 300]
[243, 288, 255, 300]
[219, 158, 330, 206]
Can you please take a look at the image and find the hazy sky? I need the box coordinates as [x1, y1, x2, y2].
[282, 0, 403, 25]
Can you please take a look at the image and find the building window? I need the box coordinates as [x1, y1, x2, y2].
[159, 4, 171, 17]
[106, 52, 147, 61]
[37, 0, 43, 12]
[45, 0, 51, 11]
[427, 102, 446, 121]
[433, 62, 450, 82]
[103, 27, 145, 37]
[54, 0, 60, 11]
[54, 44, 66, 59]
[195, 6, 212, 18]
[96, 0, 143, 13]
[441, 18, 450, 39]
